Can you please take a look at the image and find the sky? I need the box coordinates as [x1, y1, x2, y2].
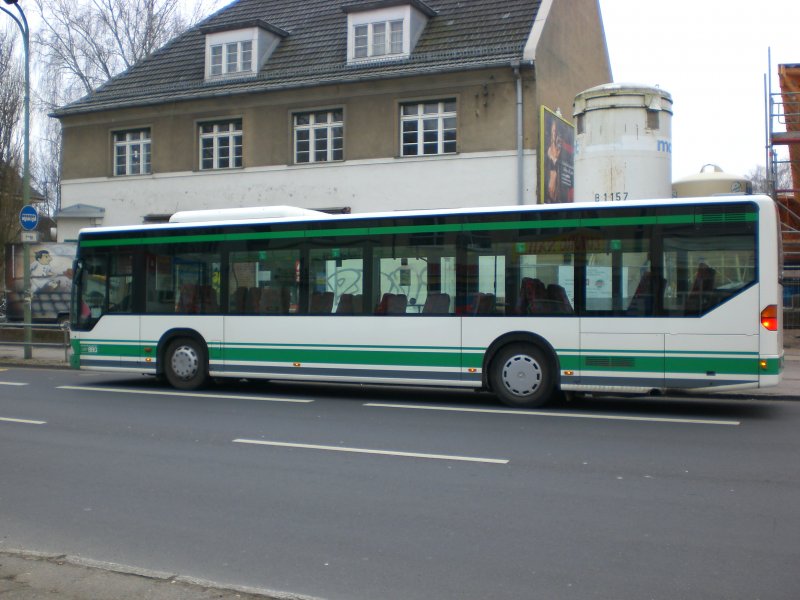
[597, 0, 799, 180]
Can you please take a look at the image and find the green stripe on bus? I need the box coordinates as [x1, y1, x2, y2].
[665, 356, 759, 375]
[222, 347, 462, 368]
[75, 339, 771, 377]
[77, 343, 142, 358]
[80, 211, 756, 248]
[759, 358, 781, 375]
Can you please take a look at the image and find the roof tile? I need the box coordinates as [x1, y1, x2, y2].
[55, 0, 540, 116]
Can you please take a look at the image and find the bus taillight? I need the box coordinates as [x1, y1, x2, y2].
[761, 305, 778, 331]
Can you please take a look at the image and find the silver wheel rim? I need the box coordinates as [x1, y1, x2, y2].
[501, 353, 542, 397]
[171, 344, 199, 380]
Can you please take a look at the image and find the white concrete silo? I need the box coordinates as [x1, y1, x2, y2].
[573, 83, 673, 202]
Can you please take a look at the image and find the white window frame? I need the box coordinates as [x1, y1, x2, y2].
[113, 129, 151, 176]
[209, 39, 253, 76]
[400, 100, 458, 157]
[293, 110, 344, 164]
[352, 19, 404, 60]
[199, 120, 243, 170]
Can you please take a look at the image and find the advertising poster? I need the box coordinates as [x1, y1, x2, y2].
[539, 106, 575, 204]
[4, 242, 76, 322]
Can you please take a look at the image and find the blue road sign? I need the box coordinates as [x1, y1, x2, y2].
[19, 205, 39, 231]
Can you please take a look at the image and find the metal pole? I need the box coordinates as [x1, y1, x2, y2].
[766, 48, 776, 200]
[1, 1, 32, 358]
[512, 62, 524, 205]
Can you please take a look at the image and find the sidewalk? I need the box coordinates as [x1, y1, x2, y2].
[0, 343, 71, 368]
[0, 550, 312, 600]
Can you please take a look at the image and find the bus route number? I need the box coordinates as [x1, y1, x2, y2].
[595, 192, 629, 202]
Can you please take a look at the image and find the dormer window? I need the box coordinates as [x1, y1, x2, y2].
[344, 0, 436, 65]
[210, 40, 253, 76]
[201, 19, 288, 81]
[353, 20, 403, 58]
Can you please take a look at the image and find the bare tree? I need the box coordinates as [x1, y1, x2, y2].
[31, 117, 62, 218]
[0, 25, 25, 262]
[746, 162, 793, 195]
[32, 0, 222, 107]
[31, 0, 223, 216]
[33, 0, 217, 104]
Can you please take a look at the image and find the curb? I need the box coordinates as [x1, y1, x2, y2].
[0, 549, 323, 600]
[0, 359, 70, 369]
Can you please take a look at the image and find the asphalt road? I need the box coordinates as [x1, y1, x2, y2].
[1, 367, 799, 600]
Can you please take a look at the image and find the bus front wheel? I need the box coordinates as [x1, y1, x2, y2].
[165, 337, 208, 390]
[491, 343, 554, 408]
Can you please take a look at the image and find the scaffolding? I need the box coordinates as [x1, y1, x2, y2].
[767, 54, 800, 327]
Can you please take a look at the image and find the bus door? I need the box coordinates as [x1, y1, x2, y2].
[579, 231, 666, 391]
[75, 251, 141, 370]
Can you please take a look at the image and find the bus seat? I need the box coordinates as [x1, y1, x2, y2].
[259, 287, 285, 314]
[336, 293, 354, 314]
[177, 283, 199, 314]
[230, 286, 248, 313]
[199, 285, 219, 313]
[375, 293, 393, 314]
[376, 293, 407, 314]
[422, 292, 451, 314]
[388, 293, 407, 314]
[247, 287, 262, 313]
[626, 273, 663, 316]
[686, 263, 716, 313]
[547, 284, 573, 314]
[691, 263, 716, 293]
[469, 292, 496, 315]
[516, 277, 547, 314]
[352, 294, 363, 314]
[310, 291, 334, 313]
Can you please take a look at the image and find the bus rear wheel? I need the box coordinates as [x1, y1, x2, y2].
[491, 343, 555, 408]
[165, 337, 208, 390]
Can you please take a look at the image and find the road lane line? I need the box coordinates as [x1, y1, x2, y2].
[0, 417, 46, 425]
[0, 382, 28, 386]
[364, 403, 740, 426]
[57, 386, 313, 404]
[233, 438, 509, 464]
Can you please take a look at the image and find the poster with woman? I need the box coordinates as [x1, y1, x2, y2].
[539, 106, 575, 204]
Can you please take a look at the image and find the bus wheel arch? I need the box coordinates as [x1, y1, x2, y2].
[158, 329, 209, 390]
[484, 333, 559, 408]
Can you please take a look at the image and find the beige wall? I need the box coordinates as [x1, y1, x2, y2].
[534, 0, 612, 124]
[60, 68, 524, 180]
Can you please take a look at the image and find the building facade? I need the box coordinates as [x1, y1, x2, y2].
[53, 0, 611, 237]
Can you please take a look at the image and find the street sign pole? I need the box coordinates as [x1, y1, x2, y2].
[22, 237, 31, 358]
[19, 205, 39, 360]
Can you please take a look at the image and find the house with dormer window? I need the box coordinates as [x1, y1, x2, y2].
[53, 0, 611, 235]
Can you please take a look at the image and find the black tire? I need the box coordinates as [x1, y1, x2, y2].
[164, 337, 208, 390]
[490, 343, 555, 408]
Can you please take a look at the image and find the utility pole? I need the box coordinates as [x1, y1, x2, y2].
[1, 0, 32, 358]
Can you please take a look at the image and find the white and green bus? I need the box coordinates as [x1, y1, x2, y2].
[69, 196, 783, 408]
